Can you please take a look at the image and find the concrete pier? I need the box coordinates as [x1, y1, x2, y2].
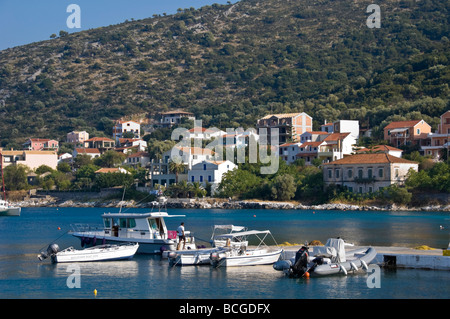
[280, 245, 450, 271]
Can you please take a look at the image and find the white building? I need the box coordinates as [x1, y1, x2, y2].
[188, 160, 237, 195]
[149, 147, 214, 188]
[112, 120, 141, 141]
[0, 150, 58, 170]
[323, 153, 418, 193]
[73, 148, 101, 159]
[333, 120, 359, 140]
[126, 152, 150, 169]
[159, 110, 195, 128]
[279, 142, 302, 164]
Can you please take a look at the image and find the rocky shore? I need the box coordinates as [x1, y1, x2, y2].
[14, 196, 450, 212]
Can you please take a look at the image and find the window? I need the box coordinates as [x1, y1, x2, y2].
[203, 164, 207, 170]
[378, 168, 383, 178]
[328, 169, 332, 178]
[348, 187, 353, 193]
[395, 168, 399, 178]
[416, 128, 420, 135]
[358, 169, 363, 179]
[348, 169, 352, 178]
[335, 169, 340, 178]
[200, 176, 203, 182]
[191, 176, 194, 182]
[208, 175, 212, 182]
[368, 187, 373, 193]
[368, 168, 373, 178]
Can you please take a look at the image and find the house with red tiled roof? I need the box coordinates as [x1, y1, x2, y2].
[126, 151, 150, 168]
[83, 137, 115, 154]
[323, 153, 418, 194]
[256, 112, 313, 143]
[421, 111, 450, 160]
[295, 132, 356, 165]
[112, 120, 140, 141]
[355, 145, 403, 158]
[73, 148, 101, 159]
[384, 120, 431, 147]
[23, 138, 59, 151]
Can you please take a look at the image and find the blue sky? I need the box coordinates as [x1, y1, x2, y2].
[0, 0, 234, 51]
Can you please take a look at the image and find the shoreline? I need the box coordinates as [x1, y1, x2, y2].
[14, 196, 450, 212]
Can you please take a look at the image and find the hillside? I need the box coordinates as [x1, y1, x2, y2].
[0, 0, 448, 147]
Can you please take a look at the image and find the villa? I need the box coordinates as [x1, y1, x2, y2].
[323, 153, 418, 194]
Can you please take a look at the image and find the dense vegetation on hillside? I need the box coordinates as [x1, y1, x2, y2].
[0, 0, 448, 148]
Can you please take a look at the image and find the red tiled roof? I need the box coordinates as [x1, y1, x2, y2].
[384, 120, 422, 130]
[323, 153, 418, 165]
[323, 132, 350, 142]
[85, 137, 115, 142]
[75, 148, 100, 154]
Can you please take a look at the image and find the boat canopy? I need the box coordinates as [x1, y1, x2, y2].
[213, 225, 246, 232]
[101, 212, 186, 219]
[215, 230, 272, 239]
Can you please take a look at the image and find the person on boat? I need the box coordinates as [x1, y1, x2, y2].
[177, 222, 186, 250]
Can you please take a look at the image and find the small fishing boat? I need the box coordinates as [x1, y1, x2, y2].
[273, 238, 377, 277]
[38, 243, 139, 263]
[209, 230, 283, 268]
[0, 199, 21, 217]
[165, 224, 248, 266]
[71, 197, 196, 254]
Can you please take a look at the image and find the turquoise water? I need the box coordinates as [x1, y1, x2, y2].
[0, 207, 449, 299]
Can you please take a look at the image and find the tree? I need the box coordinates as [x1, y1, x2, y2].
[169, 158, 186, 184]
[270, 174, 296, 201]
[94, 150, 126, 168]
[3, 164, 29, 191]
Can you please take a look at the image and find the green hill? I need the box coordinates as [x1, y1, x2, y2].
[0, 0, 448, 147]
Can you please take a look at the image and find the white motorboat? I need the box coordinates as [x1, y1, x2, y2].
[71, 197, 196, 254]
[0, 199, 21, 217]
[209, 230, 283, 267]
[273, 238, 377, 277]
[165, 224, 249, 266]
[38, 243, 139, 263]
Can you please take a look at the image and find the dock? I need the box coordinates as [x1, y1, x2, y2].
[280, 245, 450, 271]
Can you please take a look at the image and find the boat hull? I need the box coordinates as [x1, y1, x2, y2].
[167, 248, 220, 266]
[0, 207, 21, 217]
[313, 247, 377, 276]
[212, 249, 283, 267]
[72, 232, 178, 254]
[52, 244, 139, 263]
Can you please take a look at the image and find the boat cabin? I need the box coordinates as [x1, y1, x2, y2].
[101, 212, 184, 240]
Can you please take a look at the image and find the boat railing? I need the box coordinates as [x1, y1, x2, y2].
[70, 223, 104, 234]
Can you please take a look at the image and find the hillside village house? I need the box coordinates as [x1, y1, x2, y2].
[0, 149, 58, 170]
[256, 112, 313, 144]
[115, 138, 147, 154]
[66, 131, 89, 145]
[73, 148, 101, 159]
[421, 110, 450, 160]
[126, 152, 150, 169]
[149, 147, 213, 188]
[23, 138, 59, 151]
[112, 120, 141, 141]
[83, 137, 115, 154]
[323, 153, 418, 194]
[187, 127, 225, 141]
[279, 142, 302, 164]
[296, 132, 356, 165]
[384, 119, 431, 147]
[356, 145, 403, 158]
[188, 160, 237, 195]
[159, 110, 195, 128]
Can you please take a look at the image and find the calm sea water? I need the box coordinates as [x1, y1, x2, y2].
[0, 207, 449, 300]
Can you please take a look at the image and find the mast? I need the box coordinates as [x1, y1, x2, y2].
[0, 152, 5, 200]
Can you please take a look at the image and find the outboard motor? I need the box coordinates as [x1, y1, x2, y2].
[38, 244, 60, 261]
[290, 246, 309, 277]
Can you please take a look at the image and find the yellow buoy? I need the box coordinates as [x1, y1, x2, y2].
[94, 289, 97, 296]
